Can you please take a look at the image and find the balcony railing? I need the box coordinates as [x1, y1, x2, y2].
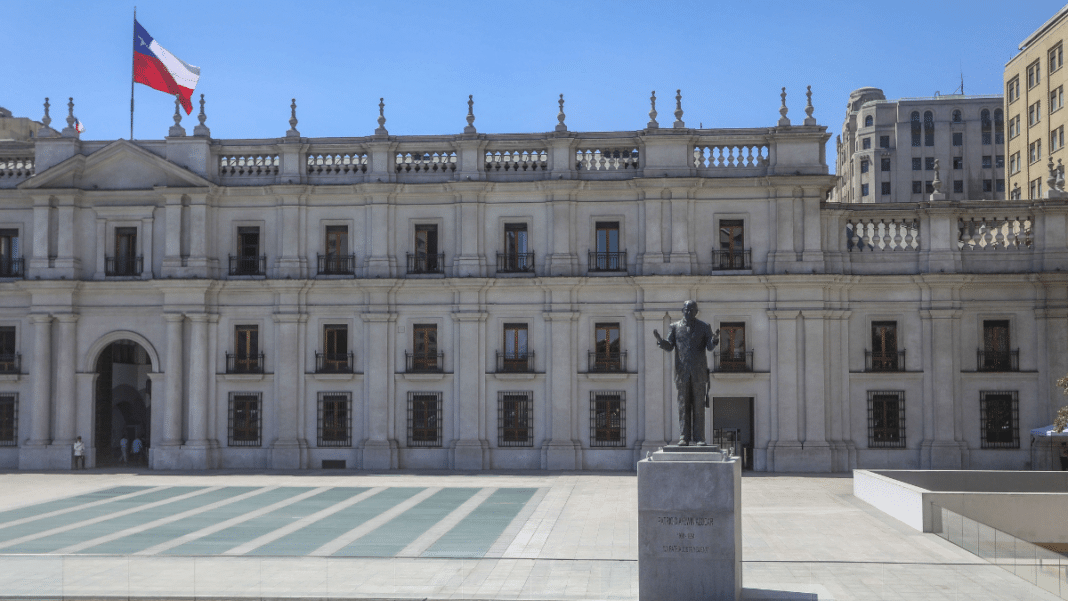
[496, 252, 535, 273]
[588, 251, 627, 272]
[316, 351, 354, 374]
[713, 351, 753, 373]
[406, 253, 444, 274]
[588, 351, 627, 373]
[105, 255, 143, 277]
[0, 353, 20, 374]
[977, 349, 1019, 372]
[711, 249, 751, 270]
[0, 257, 23, 278]
[866, 350, 905, 372]
[229, 254, 266, 276]
[496, 351, 535, 373]
[406, 350, 443, 373]
[317, 254, 356, 276]
[226, 352, 264, 374]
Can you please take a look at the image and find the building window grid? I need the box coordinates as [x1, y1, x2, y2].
[0, 394, 16, 445]
[953, 180, 964, 194]
[861, 183, 869, 197]
[923, 111, 934, 146]
[953, 132, 963, 147]
[912, 181, 922, 194]
[1008, 77, 1020, 103]
[497, 391, 533, 447]
[589, 391, 625, 448]
[860, 159, 869, 173]
[980, 391, 1020, 449]
[1053, 127, 1065, 154]
[228, 393, 262, 447]
[317, 392, 352, 447]
[912, 158, 922, 171]
[1030, 140, 1043, 164]
[879, 136, 890, 149]
[407, 392, 443, 447]
[881, 182, 891, 195]
[1029, 101, 1042, 126]
[953, 157, 964, 170]
[981, 109, 992, 145]
[867, 391, 905, 449]
[925, 157, 935, 171]
[1051, 44, 1064, 74]
[1009, 115, 1020, 139]
[1028, 61, 1041, 88]
[994, 109, 1004, 144]
[881, 157, 891, 172]
[910, 112, 921, 147]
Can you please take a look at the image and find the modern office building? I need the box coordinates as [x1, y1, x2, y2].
[831, 88, 1005, 204]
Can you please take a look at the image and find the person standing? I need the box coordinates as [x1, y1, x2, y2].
[1060, 442, 1067, 471]
[131, 436, 143, 465]
[72, 436, 85, 470]
[119, 435, 128, 464]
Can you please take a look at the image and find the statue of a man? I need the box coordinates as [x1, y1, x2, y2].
[653, 301, 719, 446]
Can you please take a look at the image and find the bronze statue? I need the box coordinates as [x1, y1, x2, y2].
[653, 300, 719, 446]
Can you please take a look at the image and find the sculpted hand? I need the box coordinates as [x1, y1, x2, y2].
[653, 329, 662, 343]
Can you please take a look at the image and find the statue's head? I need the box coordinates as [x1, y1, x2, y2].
[682, 300, 698, 321]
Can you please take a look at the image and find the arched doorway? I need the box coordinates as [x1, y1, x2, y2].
[94, 340, 153, 466]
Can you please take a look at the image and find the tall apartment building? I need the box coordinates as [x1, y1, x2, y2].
[831, 88, 1005, 203]
[1005, 4, 1068, 199]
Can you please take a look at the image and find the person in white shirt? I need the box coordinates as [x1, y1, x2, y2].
[119, 436, 128, 464]
[72, 436, 85, 470]
[131, 437, 143, 464]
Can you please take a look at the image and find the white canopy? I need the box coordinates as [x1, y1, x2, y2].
[1030, 425, 1068, 437]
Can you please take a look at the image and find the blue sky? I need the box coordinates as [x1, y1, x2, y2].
[1, 0, 1064, 172]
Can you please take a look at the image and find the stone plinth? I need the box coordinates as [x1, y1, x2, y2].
[638, 446, 741, 601]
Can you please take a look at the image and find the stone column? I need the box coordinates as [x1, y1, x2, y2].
[161, 193, 183, 275]
[920, 308, 964, 469]
[451, 311, 488, 469]
[270, 313, 303, 469]
[29, 198, 51, 275]
[141, 216, 154, 279]
[767, 310, 802, 471]
[180, 313, 211, 468]
[637, 310, 670, 457]
[543, 311, 579, 470]
[800, 310, 832, 471]
[361, 312, 396, 469]
[161, 313, 184, 448]
[51, 314, 78, 445]
[27, 314, 52, 446]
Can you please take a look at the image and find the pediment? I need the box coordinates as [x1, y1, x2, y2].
[19, 139, 213, 191]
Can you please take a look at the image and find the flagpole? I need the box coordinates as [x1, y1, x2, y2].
[130, 6, 136, 140]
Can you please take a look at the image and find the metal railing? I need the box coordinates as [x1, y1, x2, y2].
[711, 249, 751, 270]
[496, 252, 535, 273]
[0, 353, 19, 374]
[315, 352, 353, 374]
[866, 350, 906, 372]
[406, 253, 444, 274]
[977, 349, 1019, 372]
[713, 351, 753, 373]
[0, 257, 23, 278]
[496, 351, 534, 373]
[226, 352, 264, 374]
[588, 351, 627, 373]
[105, 255, 143, 277]
[588, 251, 627, 272]
[405, 350, 443, 373]
[229, 255, 266, 276]
[317, 254, 355, 275]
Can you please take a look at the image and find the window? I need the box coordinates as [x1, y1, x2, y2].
[1029, 101, 1042, 126]
[996, 179, 1005, 193]
[862, 137, 871, 150]
[925, 157, 935, 171]
[925, 181, 934, 194]
[1052, 87, 1064, 113]
[864, 115, 873, 127]
[912, 158, 922, 171]
[408, 392, 442, 447]
[410, 224, 441, 274]
[881, 157, 891, 172]
[996, 154, 1005, 168]
[410, 323, 440, 372]
[716, 322, 750, 372]
[1010, 152, 1020, 174]
[1030, 140, 1043, 164]
[231, 226, 263, 276]
[860, 159, 869, 173]
[228, 393, 261, 446]
[0, 394, 15, 445]
[952, 110, 962, 123]
[953, 157, 963, 170]
[498, 391, 533, 447]
[229, 325, 262, 374]
[1053, 126, 1065, 153]
[912, 181, 922, 194]
[0, 326, 16, 374]
[981, 109, 992, 145]
[590, 391, 625, 447]
[500, 223, 532, 272]
[870, 322, 900, 371]
[953, 132, 963, 146]
[994, 109, 1004, 144]
[1051, 44, 1064, 73]
[1008, 77, 1020, 103]
[923, 111, 934, 146]
[868, 391, 905, 448]
[861, 183, 869, 197]
[108, 227, 140, 276]
[318, 392, 351, 447]
[1011, 184, 1022, 200]
[1031, 178, 1043, 199]
[910, 112, 921, 147]
[320, 225, 352, 275]
[982, 156, 992, 169]
[981, 179, 992, 192]
[980, 320, 1018, 371]
[500, 323, 531, 372]
[1028, 60, 1041, 88]
[0, 229, 18, 278]
[591, 221, 624, 271]
[1009, 115, 1020, 139]
[881, 182, 891, 195]
[879, 135, 890, 149]
[592, 322, 623, 372]
[953, 180, 963, 193]
[980, 391, 1019, 449]
[318, 324, 351, 373]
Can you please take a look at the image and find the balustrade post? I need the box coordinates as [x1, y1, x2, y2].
[637, 132, 691, 177]
[367, 140, 396, 184]
[548, 136, 575, 180]
[278, 141, 304, 185]
[922, 206, 960, 273]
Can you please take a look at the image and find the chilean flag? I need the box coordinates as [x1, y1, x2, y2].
[133, 20, 200, 114]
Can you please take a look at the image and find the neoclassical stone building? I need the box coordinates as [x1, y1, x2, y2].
[0, 92, 1064, 473]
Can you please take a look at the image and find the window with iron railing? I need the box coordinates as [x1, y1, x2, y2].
[590, 323, 625, 372]
[318, 225, 354, 275]
[408, 324, 442, 372]
[590, 221, 625, 271]
[498, 224, 534, 273]
[108, 227, 141, 276]
[228, 393, 261, 446]
[317, 392, 351, 447]
[979, 320, 1017, 371]
[228, 326, 264, 374]
[868, 391, 905, 448]
[498, 391, 533, 447]
[0, 393, 16, 446]
[317, 325, 352, 373]
[868, 322, 904, 371]
[497, 252, 534, 273]
[980, 391, 1019, 449]
[590, 391, 625, 447]
[0, 230, 22, 278]
[0, 326, 17, 375]
[231, 227, 265, 275]
[408, 392, 442, 447]
[409, 224, 443, 274]
[713, 220, 749, 270]
[498, 324, 533, 372]
[714, 322, 751, 372]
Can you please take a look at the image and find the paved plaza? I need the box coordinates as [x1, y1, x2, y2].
[0, 470, 1059, 600]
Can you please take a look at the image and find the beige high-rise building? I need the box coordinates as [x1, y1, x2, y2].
[1005, 4, 1068, 199]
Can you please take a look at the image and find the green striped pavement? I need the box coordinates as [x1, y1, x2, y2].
[0, 487, 150, 525]
[421, 487, 537, 558]
[334, 487, 480, 557]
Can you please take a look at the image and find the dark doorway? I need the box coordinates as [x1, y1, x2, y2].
[713, 397, 755, 470]
[94, 341, 152, 467]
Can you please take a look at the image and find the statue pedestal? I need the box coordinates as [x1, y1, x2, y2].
[638, 446, 741, 601]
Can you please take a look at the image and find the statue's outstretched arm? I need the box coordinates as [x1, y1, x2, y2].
[706, 328, 720, 352]
[654, 326, 675, 351]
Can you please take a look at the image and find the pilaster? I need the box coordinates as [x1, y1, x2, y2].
[450, 311, 489, 469]
[361, 312, 397, 469]
[50, 314, 78, 446]
[270, 312, 306, 469]
[542, 311, 580, 470]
